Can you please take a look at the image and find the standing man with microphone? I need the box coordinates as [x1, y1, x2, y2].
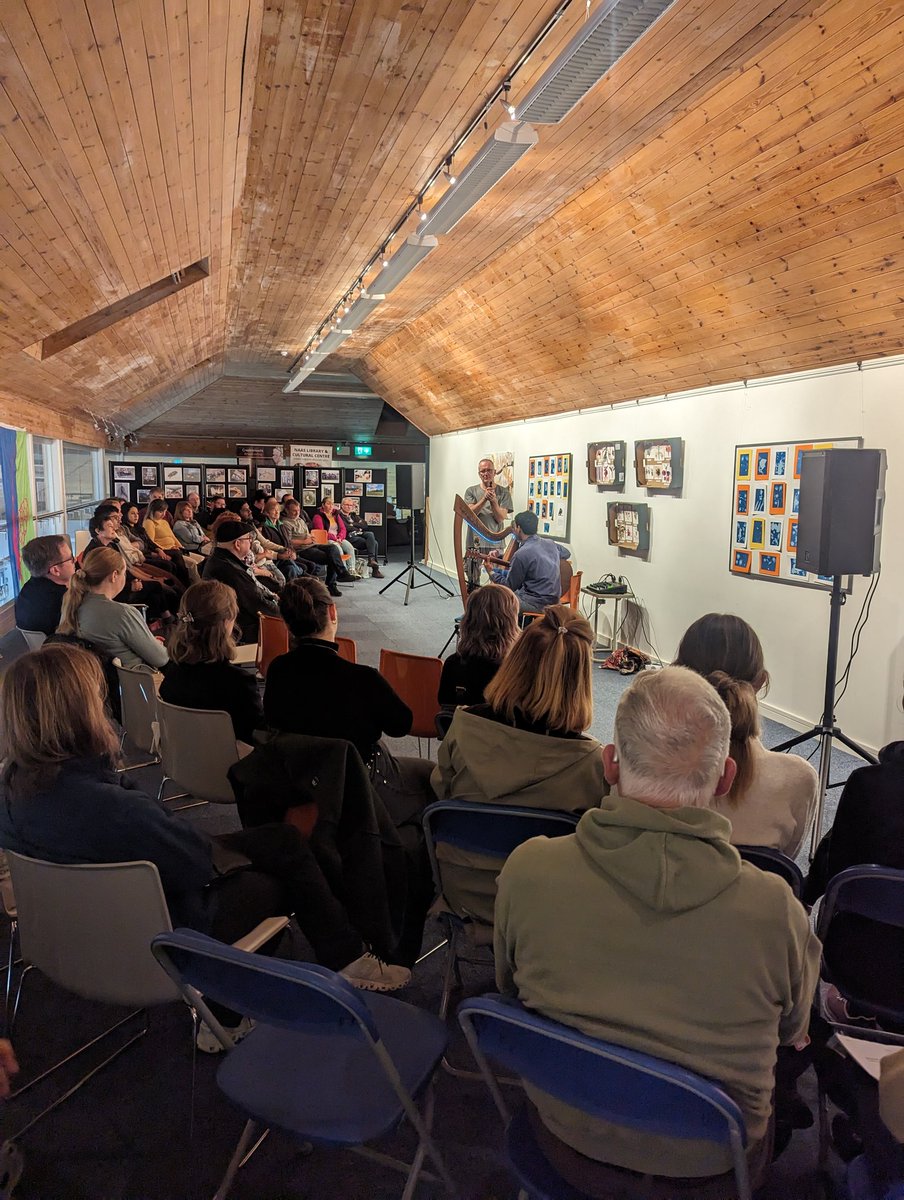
[463, 457, 513, 592]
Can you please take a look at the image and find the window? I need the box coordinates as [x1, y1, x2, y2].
[32, 435, 62, 517]
[64, 443, 103, 539]
[0, 454, 10, 606]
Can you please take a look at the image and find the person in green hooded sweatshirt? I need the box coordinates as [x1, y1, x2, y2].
[430, 605, 608, 925]
[495, 666, 820, 1197]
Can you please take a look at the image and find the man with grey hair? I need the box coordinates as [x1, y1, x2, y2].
[14, 534, 76, 635]
[463, 456, 512, 591]
[495, 666, 820, 1195]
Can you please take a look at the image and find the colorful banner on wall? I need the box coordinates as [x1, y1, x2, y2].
[0, 427, 36, 597]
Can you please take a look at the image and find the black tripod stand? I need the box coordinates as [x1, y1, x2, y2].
[379, 508, 454, 605]
[774, 574, 877, 857]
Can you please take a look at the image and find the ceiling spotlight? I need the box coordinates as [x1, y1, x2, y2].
[419, 209, 428, 222]
[381, 247, 389, 267]
[280, 349, 289, 357]
[444, 157, 457, 185]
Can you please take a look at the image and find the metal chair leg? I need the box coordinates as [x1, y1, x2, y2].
[213, 1118, 262, 1200]
[2, 920, 18, 1039]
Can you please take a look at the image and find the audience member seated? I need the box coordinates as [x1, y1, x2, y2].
[140, 486, 175, 526]
[15, 535, 76, 635]
[494, 666, 820, 1196]
[236, 502, 299, 582]
[202, 520, 278, 644]
[264, 576, 435, 831]
[199, 495, 227, 529]
[119, 501, 185, 585]
[172, 500, 210, 554]
[675, 613, 818, 857]
[276, 497, 353, 596]
[488, 509, 570, 613]
[85, 510, 178, 621]
[338, 497, 384, 578]
[186, 492, 202, 519]
[0, 645, 410, 1038]
[262, 576, 435, 968]
[312, 497, 359, 576]
[438, 583, 520, 709]
[159, 581, 263, 748]
[431, 605, 607, 924]
[249, 490, 269, 527]
[59, 547, 169, 674]
[143, 500, 199, 585]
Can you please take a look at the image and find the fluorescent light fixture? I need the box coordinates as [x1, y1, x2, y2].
[283, 350, 326, 393]
[515, 0, 675, 125]
[420, 121, 538, 235]
[340, 291, 385, 332]
[370, 235, 438, 295]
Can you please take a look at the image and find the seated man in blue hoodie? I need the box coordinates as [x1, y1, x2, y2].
[488, 509, 569, 612]
[494, 666, 820, 1197]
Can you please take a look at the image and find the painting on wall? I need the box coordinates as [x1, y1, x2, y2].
[527, 453, 572, 539]
[729, 436, 861, 588]
[490, 451, 514, 493]
[607, 502, 651, 553]
[587, 441, 626, 489]
[634, 438, 684, 490]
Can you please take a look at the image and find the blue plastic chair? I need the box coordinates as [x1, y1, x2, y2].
[458, 995, 752, 1200]
[736, 844, 805, 899]
[422, 800, 580, 1021]
[151, 930, 456, 1200]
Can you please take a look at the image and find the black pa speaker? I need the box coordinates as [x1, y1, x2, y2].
[797, 448, 885, 577]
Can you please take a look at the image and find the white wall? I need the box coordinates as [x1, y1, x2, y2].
[428, 355, 904, 751]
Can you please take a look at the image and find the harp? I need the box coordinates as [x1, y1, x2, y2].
[452, 493, 515, 607]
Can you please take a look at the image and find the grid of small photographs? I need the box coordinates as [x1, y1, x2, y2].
[607, 502, 650, 553]
[527, 453, 572, 539]
[634, 438, 684, 490]
[587, 441, 626, 488]
[730, 437, 859, 587]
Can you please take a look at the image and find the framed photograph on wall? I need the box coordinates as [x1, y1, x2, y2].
[182, 467, 201, 483]
[353, 469, 372, 483]
[280, 469, 296, 488]
[321, 469, 340, 484]
[114, 482, 131, 501]
[587, 441, 626, 489]
[304, 469, 320, 488]
[137, 488, 151, 504]
[113, 464, 135, 482]
[164, 484, 184, 500]
[141, 465, 158, 486]
[729, 435, 861, 588]
[163, 466, 183, 483]
[228, 468, 247, 484]
[365, 511, 383, 526]
[634, 438, 684, 490]
[206, 467, 226, 484]
[344, 483, 363, 497]
[206, 484, 225, 498]
[228, 485, 245, 498]
[365, 482, 384, 497]
[302, 489, 317, 508]
[527, 453, 572, 539]
[258, 480, 273, 496]
[257, 467, 276, 483]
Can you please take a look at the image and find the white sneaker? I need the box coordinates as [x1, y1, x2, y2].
[339, 953, 411, 993]
[195, 1015, 255, 1054]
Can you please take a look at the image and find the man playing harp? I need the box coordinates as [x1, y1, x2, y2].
[463, 457, 513, 591]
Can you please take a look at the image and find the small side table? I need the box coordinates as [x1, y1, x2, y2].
[582, 588, 634, 657]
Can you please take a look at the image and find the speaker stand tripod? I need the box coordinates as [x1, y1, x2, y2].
[773, 574, 877, 857]
[379, 509, 454, 605]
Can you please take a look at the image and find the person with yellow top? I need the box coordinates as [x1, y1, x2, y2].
[144, 499, 200, 584]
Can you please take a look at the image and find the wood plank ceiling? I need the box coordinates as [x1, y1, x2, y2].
[0, 0, 902, 444]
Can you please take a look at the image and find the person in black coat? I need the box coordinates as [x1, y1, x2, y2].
[15, 535, 77, 635]
[201, 521, 278, 644]
[437, 582, 520, 708]
[159, 580, 263, 745]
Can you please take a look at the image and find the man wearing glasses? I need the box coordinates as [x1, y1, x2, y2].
[201, 521, 278, 644]
[15, 535, 77, 636]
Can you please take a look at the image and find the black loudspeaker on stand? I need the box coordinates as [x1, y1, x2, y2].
[380, 465, 454, 605]
[776, 448, 885, 856]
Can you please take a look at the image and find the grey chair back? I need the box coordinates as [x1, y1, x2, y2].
[116, 664, 163, 755]
[17, 629, 46, 651]
[4, 853, 178, 1007]
[0, 629, 31, 676]
[156, 698, 240, 804]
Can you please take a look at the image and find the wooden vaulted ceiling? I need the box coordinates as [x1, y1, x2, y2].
[0, 0, 902, 446]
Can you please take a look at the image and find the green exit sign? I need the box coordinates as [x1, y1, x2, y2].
[353, 444, 373, 458]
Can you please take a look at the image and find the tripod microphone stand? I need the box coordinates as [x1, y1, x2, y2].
[379, 508, 454, 605]
[773, 574, 877, 857]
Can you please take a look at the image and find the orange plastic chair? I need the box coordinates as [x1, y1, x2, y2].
[256, 612, 289, 679]
[336, 636, 357, 664]
[309, 527, 350, 563]
[379, 648, 444, 749]
[561, 570, 583, 610]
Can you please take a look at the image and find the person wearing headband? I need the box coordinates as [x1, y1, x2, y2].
[431, 604, 606, 925]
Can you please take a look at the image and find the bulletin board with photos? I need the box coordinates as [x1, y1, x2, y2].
[729, 435, 861, 588]
[527, 453, 572, 540]
[340, 467, 387, 556]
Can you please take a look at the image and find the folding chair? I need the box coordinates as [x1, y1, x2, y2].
[3, 852, 288, 1142]
[736, 845, 805, 899]
[423, 800, 579, 1022]
[561, 569, 583, 609]
[309, 527, 351, 565]
[15, 629, 46, 651]
[379, 648, 443, 757]
[152, 930, 457, 1200]
[256, 612, 289, 679]
[0, 630, 31, 678]
[814, 866, 904, 1165]
[115, 663, 163, 771]
[459, 995, 752, 1200]
[156, 698, 241, 806]
[434, 710, 454, 741]
[0, 854, 19, 1039]
[336, 636, 357, 663]
[74, 529, 90, 558]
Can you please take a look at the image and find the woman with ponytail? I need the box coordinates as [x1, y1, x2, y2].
[159, 581, 263, 746]
[675, 613, 817, 856]
[431, 604, 608, 923]
[59, 547, 169, 674]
